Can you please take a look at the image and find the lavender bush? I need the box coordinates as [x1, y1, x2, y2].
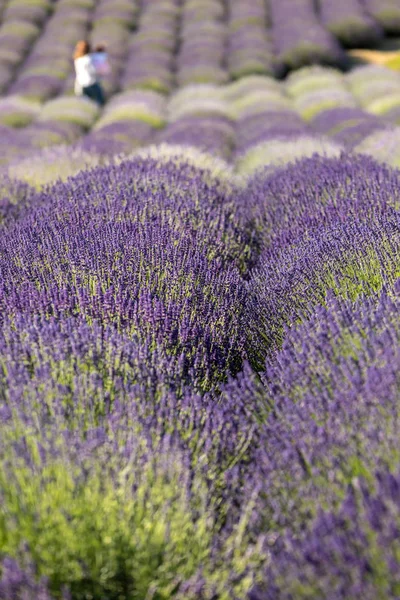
[269, 0, 345, 70]
[246, 286, 400, 597]
[310, 107, 388, 148]
[3, 3, 400, 598]
[363, 0, 400, 33]
[226, 0, 281, 79]
[121, 0, 179, 94]
[318, 0, 382, 46]
[12, 0, 96, 102]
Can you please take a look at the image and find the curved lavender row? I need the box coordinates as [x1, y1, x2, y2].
[0, 0, 54, 94]
[355, 127, 400, 169]
[346, 65, 400, 121]
[11, 151, 249, 271]
[0, 94, 40, 127]
[0, 150, 268, 596]
[4, 144, 108, 189]
[318, 0, 383, 46]
[362, 0, 400, 33]
[286, 65, 347, 96]
[226, 75, 316, 170]
[235, 136, 343, 177]
[176, 0, 228, 86]
[121, 0, 179, 94]
[269, 0, 345, 70]
[235, 110, 309, 155]
[159, 84, 234, 159]
[1, 0, 52, 24]
[238, 153, 400, 355]
[232, 85, 340, 176]
[248, 216, 400, 362]
[0, 121, 82, 166]
[243, 287, 400, 598]
[78, 89, 166, 155]
[0, 156, 251, 387]
[95, 88, 166, 129]
[240, 153, 400, 252]
[228, 75, 291, 119]
[311, 107, 388, 148]
[8, 0, 96, 102]
[226, 0, 281, 79]
[36, 95, 101, 133]
[0, 313, 264, 599]
[158, 114, 235, 159]
[286, 66, 357, 121]
[79, 119, 155, 155]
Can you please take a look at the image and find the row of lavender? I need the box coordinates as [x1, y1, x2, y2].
[2, 130, 400, 597]
[3, 62, 400, 187]
[1, 0, 400, 125]
[0, 0, 400, 170]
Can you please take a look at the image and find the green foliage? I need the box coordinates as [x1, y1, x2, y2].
[0, 431, 264, 599]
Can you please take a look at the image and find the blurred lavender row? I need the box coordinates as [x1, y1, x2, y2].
[8, 0, 96, 103]
[318, 0, 383, 46]
[0, 0, 6, 25]
[362, 0, 400, 33]
[121, 0, 180, 94]
[0, 0, 54, 94]
[226, 0, 281, 79]
[81, 88, 166, 154]
[158, 83, 234, 158]
[176, 0, 227, 86]
[0, 71, 398, 173]
[269, 0, 345, 70]
[347, 64, 400, 124]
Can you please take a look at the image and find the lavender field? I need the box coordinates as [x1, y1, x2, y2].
[3, 0, 400, 599]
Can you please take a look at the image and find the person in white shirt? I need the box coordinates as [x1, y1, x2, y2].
[73, 40, 105, 106]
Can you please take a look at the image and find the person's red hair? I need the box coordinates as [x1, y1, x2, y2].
[74, 40, 90, 60]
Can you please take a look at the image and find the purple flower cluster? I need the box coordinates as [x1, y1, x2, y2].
[239, 153, 400, 358]
[0, 155, 251, 387]
[0, 152, 264, 599]
[244, 286, 400, 597]
[285, 66, 358, 121]
[80, 118, 155, 156]
[261, 468, 400, 599]
[241, 152, 400, 251]
[79, 89, 165, 155]
[158, 114, 235, 158]
[346, 65, 400, 124]
[2, 132, 400, 597]
[0, 121, 82, 166]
